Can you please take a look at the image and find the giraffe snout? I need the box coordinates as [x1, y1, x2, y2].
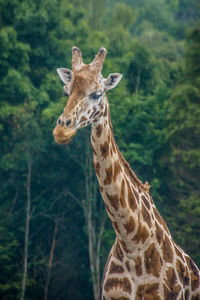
[53, 125, 77, 145]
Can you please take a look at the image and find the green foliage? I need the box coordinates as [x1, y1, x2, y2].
[126, 43, 157, 94]
[163, 23, 200, 265]
[0, 0, 200, 299]
[107, 3, 136, 30]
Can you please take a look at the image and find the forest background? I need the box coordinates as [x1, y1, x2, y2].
[0, 0, 200, 299]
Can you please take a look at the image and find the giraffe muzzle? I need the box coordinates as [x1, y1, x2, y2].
[53, 126, 77, 145]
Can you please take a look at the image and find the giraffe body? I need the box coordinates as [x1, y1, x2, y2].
[53, 47, 200, 299]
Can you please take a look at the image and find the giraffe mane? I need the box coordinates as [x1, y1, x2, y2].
[116, 143, 150, 194]
[106, 99, 150, 194]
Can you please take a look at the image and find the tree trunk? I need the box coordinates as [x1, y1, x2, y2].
[43, 221, 58, 300]
[83, 139, 106, 300]
[20, 156, 32, 300]
[96, 217, 106, 298]
[135, 68, 141, 94]
[67, 134, 106, 300]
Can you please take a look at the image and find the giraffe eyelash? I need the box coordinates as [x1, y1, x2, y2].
[90, 91, 102, 100]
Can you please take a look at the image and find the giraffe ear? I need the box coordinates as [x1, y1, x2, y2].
[56, 68, 73, 84]
[104, 73, 122, 91]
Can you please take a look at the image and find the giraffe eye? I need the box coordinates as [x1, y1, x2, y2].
[90, 91, 102, 100]
[58, 118, 62, 125]
[65, 119, 71, 127]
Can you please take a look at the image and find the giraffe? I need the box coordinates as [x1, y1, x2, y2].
[53, 47, 200, 300]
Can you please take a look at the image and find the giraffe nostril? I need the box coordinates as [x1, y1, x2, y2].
[58, 118, 62, 126]
[65, 119, 71, 127]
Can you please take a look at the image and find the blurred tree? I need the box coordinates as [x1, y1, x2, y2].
[164, 22, 200, 265]
[88, 0, 107, 29]
[126, 43, 157, 95]
[107, 2, 136, 30]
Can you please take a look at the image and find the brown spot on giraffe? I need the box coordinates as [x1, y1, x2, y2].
[123, 216, 135, 235]
[110, 146, 113, 157]
[119, 239, 129, 253]
[142, 203, 152, 228]
[165, 267, 177, 288]
[133, 188, 140, 203]
[104, 277, 132, 295]
[96, 124, 103, 137]
[120, 179, 126, 208]
[100, 100, 104, 109]
[184, 267, 190, 287]
[102, 253, 112, 287]
[126, 179, 136, 211]
[153, 207, 170, 234]
[94, 161, 100, 177]
[106, 192, 119, 211]
[107, 130, 111, 144]
[99, 185, 103, 193]
[113, 222, 121, 234]
[153, 206, 163, 223]
[144, 242, 162, 277]
[136, 283, 160, 300]
[132, 222, 149, 244]
[185, 256, 200, 291]
[134, 256, 143, 276]
[141, 194, 150, 210]
[149, 196, 154, 204]
[100, 140, 109, 159]
[113, 241, 124, 262]
[111, 136, 117, 154]
[104, 165, 113, 185]
[113, 160, 121, 182]
[103, 104, 107, 116]
[91, 143, 97, 156]
[80, 116, 87, 122]
[162, 235, 174, 263]
[125, 260, 130, 272]
[163, 283, 181, 300]
[155, 221, 163, 245]
[191, 274, 200, 293]
[109, 261, 124, 274]
[174, 245, 184, 261]
[176, 259, 190, 287]
[93, 110, 100, 119]
[90, 106, 97, 118]
[105, 204, 114, 217]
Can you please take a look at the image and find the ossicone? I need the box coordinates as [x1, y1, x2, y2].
[90, 47, 107, 73]
[71, 46, 83, 71]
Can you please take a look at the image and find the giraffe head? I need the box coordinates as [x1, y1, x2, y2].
[53, 47, 122, 144]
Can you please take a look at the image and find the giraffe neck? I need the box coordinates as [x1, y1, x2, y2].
[90, 97, 200, 300]
[91, 97, 167, 257]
